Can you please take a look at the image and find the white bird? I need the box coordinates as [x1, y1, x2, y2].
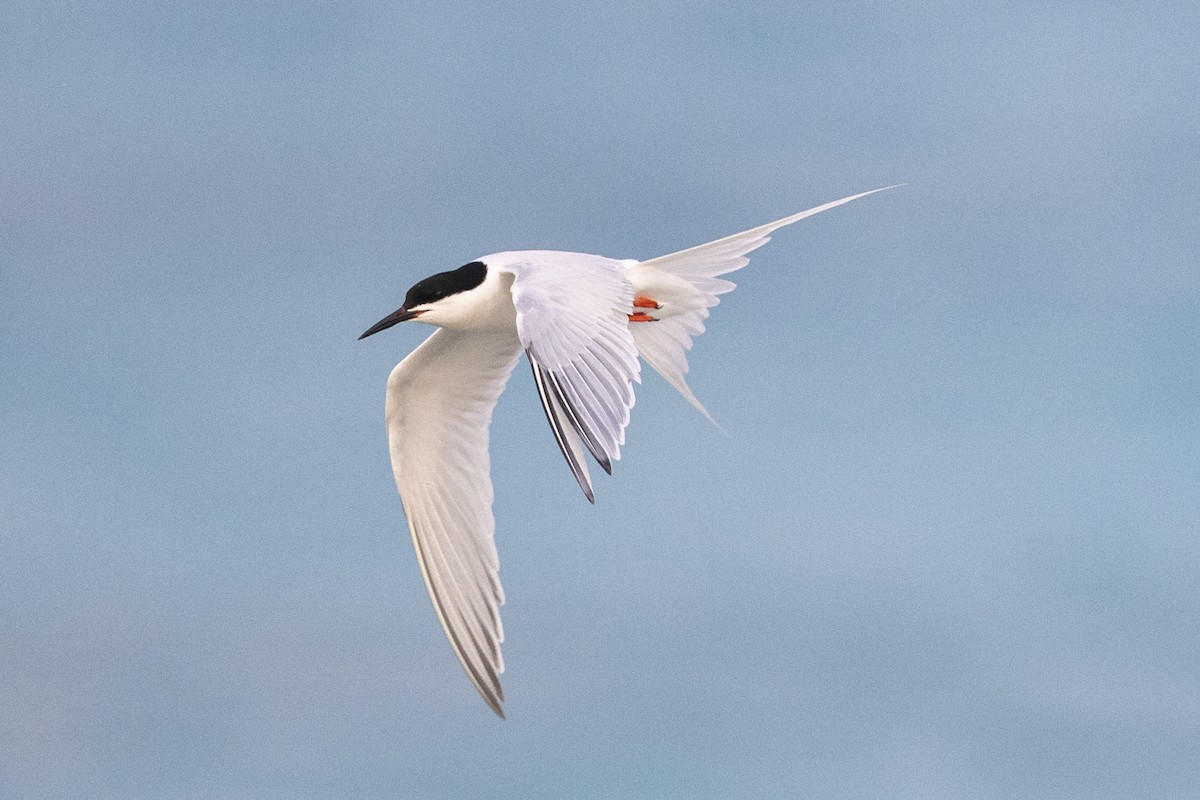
[359, 186, 898, 717]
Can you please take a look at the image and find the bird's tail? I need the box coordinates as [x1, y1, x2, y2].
[624, 186, 902, 421]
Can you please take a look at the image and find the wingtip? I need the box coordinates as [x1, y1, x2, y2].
[475, 680, 506, 718]
[488, 685, 506, 719]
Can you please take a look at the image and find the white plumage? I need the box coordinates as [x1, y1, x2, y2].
[361, 186, 899, 716]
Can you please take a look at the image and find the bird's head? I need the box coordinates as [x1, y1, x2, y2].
[359, 260, 490, 339]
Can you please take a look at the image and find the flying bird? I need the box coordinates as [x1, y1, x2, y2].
[359, 186, 898, 717]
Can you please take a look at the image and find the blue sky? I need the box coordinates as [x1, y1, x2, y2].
[3, 2, 1198, 797]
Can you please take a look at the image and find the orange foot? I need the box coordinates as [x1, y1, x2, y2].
[633, 296, 662, 309]
[628, 312, 656, 322]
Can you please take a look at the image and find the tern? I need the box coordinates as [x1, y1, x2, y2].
[360, 186, 898, 717]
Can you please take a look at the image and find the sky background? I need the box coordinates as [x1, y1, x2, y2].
[3, 2, 1199, 797]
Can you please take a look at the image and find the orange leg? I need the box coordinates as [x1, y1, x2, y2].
[629, 295, 661, 322]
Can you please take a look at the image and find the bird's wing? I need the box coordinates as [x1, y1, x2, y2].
[385, 325, 523, 718]
[626, 185, 901, 419]
[497, 253, 641, 491]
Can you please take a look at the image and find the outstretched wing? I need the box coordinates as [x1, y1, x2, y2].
[626, 186, 902, 418]
[495, 252, 642, 499]
[385, 326, 523, 717]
